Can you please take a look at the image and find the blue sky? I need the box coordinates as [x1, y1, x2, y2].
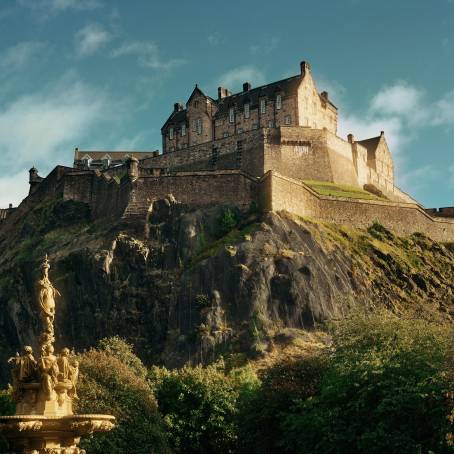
[0, 0, 453, 208]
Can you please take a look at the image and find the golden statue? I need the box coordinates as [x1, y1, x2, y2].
[39, 344, 59, 401]
[37, 254, 61, 337]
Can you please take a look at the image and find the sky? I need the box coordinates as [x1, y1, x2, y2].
[0, 0, 453, 208]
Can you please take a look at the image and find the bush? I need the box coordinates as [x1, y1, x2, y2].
[217, 209, 239, 237]
[149, 361, 259, 453]
[281, 312, 454, 454]
[76, 338, 169, 454]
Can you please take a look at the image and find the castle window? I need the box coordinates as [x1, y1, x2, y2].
[181, 124, 186, 136]
[82, 156, 92, 168]
[276, 94, 282, 110]
[196, 118, 202, 134]
[284, 115, 291, 125]
[268, 120, 274, 128]
[169, 127, 174, 139]
[102, 156, 111, 168]
[229, 107, 235, 123]
[252, 123, 258, 129]
[223, 132, 229, 138]
[244, 103, 250, 118]
[211, 146, 218, 166]
[194, 100, 199, 108]
[260, 98, 266, 114]
[238, 127, 243, 134]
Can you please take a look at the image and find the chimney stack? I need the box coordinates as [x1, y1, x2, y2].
[218, 87, 232, 100]
[8, 203, 12, 209]
[321, 91, 329, 101]
[243, 82, 252, 92]
[380, 131, 385, 137]
[300, 60, 311, 76]
[347, 134, 355, 144]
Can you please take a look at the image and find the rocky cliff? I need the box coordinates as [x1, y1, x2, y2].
[0, 196, 453, 386]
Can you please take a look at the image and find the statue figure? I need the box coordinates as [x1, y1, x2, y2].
[39, 344, 59, 400]
[37, 255, 60, 336]
[69, 360, 79, 399]
[8, 346, 37, 387]
[57, 348, 71, 382]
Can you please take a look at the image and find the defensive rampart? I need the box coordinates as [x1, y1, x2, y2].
[260, 171, 454, 242]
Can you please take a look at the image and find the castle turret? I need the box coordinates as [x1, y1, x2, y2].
[126, 156, 139, 181]
[29, 167, 43, 194]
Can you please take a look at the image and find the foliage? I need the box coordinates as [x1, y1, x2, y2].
[280, 312, 454, 454]
[76, 338, 169, 454]
[236, 354, 327, 453]
[216, 208, 239, 237]
[149, 361, 259, 454]
[97, 336, 148, 379]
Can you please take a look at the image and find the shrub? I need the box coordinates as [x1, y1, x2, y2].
[76, 338, 169, 454]
[149, 361, 258, 453]
[217, 209, 239, 237]
[281, 312, 454, 454]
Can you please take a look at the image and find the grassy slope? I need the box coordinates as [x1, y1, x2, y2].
[303, 180, 385, 201]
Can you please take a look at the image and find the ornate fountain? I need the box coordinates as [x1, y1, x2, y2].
[0, 256, 115, 454]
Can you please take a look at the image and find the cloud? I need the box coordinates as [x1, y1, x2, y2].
[370, 83, 423, 117]
[0, 41, 48, 75]
[17, 0, 102, 15]
[111, 41, 185, 70]
[0, 74, 107, 206]
[208, 32, 222, 46]
[249, 37, 280, 55]
[0, 170, 29, 208]
[217, 66, 266, 91]
[75, 23, 112, 57]
[432, 91, 454, 126]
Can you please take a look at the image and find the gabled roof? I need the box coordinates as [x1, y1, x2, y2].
[187, 84, 215, 104]
[215, 75, 301, 116]
[161, 109, 188, 130]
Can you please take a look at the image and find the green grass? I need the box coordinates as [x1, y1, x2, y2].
[302, 180, 385, 201]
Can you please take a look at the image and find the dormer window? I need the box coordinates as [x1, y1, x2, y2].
[81, 155, 92, 168]
[229, 107, 235, 123]
[181, 123, 186, 136]
[196, 118, 202, 134]
[194, 101, 199, 108]
[169, 127, 174, 139]
[244, 103, 250, 119]
[276, 94, 282, 110]
[260, 98, 266, 114]
[102, 154, 111, 168]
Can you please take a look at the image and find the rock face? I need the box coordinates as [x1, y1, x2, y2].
[0, 197, 453, 386]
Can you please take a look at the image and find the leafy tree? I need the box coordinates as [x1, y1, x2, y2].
[149, 361, 258, 453]
[217, 209, 239, 237]
[281, 312, 454, 454]
[76, 338, 169, 454]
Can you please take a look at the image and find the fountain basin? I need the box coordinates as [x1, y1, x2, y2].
[0, 414, 115, 454]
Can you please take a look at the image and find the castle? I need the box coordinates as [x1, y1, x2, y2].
[2, 60, 454, 241]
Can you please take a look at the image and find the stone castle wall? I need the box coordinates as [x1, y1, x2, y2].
[261, 171, 454, 242]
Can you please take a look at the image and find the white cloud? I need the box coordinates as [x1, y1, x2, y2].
[0, 74, 107, 206]
[432, 91, 454, 126]
[0, 42, 48, 74]
[111, 41, 185, 70]
[208, 32, 222, 46]
[249, 37, 279, 55]
[18, 0, 102, 14]
[217, 66, 266, 91]
[0, 170, 29, 208]
[370, 83, 423, 117]
[75, 23, 112, 57]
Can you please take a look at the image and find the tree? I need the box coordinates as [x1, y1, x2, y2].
[281, 312, 454, 454]
[76, 338, 169, 454]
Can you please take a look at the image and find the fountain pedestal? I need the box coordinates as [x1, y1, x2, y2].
[0, 256, 115, 454]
